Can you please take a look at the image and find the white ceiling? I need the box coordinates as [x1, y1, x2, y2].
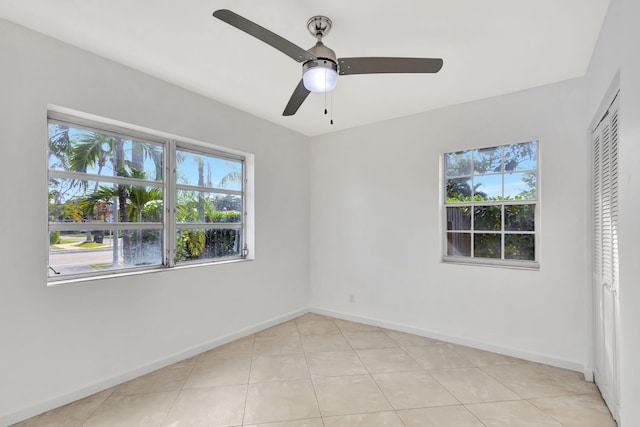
[1, 0, 609, 136]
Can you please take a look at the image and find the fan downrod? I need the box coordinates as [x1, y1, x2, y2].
[307, 16, 332, 40]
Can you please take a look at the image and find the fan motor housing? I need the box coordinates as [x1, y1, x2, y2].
[307, 41, 336, 62]
[304, 41, 338, 73]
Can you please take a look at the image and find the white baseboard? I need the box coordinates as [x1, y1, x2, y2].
[310, 307, 591, 379]
[0, 307, 308, 427]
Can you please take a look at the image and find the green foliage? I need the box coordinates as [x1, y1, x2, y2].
[504, 141, 536, 169]
[49, 231, 60, 245]
[445, 141, 537, 204]
[445, 151, 472, 177]
[505, 205, 535, 231]
[79, 186, 117, 219]
[70, 133, 113, 178]
[176, 229, 241, 262]
[209, 211, 242, 223]
[505, 234, 535, 260]
[213, 194, 242, 211]
[142, 200, 163, 222]
[76, 241, 107, 249]
[176, 191, 241, 224]
[446, 178, 488, 202]
[48, 124, 72, 170]
[176, 231, 189, 261]
[474, 206, 501, 230]
[186, 231, 206, 258]
[474, 233, 501, 258]
[446, 178, 471, 201]
[48, 124, 243, 267]
[61, 200, 84, 222]
[473, 146, 502, 174]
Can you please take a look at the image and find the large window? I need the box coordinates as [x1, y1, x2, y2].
[443, 141, 538, 267]
[48, 112, 247, 281]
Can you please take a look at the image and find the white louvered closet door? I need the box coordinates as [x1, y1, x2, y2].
[592, 92, 619, 419]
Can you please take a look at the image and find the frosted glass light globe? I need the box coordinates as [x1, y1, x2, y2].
[303, 66, 338, 92]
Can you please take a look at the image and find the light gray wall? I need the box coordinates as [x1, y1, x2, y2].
[586, 0, 640, 424]
[4, 0, 639, 424]
[0, 19, 310, 424]
[309, 77, 591, 373]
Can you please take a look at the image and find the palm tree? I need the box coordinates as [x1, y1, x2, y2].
[80, 176, 163, 265]
[71, 133, 113, 186]
[66, 131, 162, 265]
[220, 169, 242, 188]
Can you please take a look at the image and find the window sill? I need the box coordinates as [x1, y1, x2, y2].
[47, 258, 253, 286]
[442, 256, 540, 271]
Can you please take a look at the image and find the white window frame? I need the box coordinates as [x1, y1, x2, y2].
[442, 141, 540, 269]
[47, 109, 253, 283]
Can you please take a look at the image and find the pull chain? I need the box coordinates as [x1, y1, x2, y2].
[324, 64, 328, 115]
[330, 90, 333, 125]
[320, 63, 332, 125]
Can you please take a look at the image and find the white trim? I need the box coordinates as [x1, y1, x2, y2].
[442, 140, 539, 265]
[47, 105, 250, 159]
[48, 113, 166, 145]
[0, 307, 308, 426]
[47, 107, 253, 281]
[589, 71, 620, 132]
[309, 307, 590, 377]
[442, 256, 540, 270]
[167, 140, 177, 266]
[48, 257, 252, 286]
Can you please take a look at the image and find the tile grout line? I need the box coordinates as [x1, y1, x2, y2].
[387, 333, 507, 427]
[296, 317, 326, 425]
[240, 333, 257, 426]
[164, 357, 200, 425]
[300, 332, 326, 426]
[79, 395, 109, 427]
[526, 398, 571, 427]
[19, 314, 614, 427]
[349, 326, 409, 426]
[394, 338, 469, 409]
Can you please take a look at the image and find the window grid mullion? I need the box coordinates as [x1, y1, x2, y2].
[501, 204, 505, 260]
[175, 223, 242, 230]
[48, 222, 163, 231]
[48, 169, 164, 188]
[48, 116, 247, 281]
[166, 140, 177, 267]
[175, 183, 242, 196]
[501, 147, 505, 260]
[470, 205, 475, 258]
[444, 141, 537, 266]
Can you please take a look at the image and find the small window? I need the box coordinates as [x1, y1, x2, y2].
[443, 141, 538, 268]
[48, 112, 247, 281]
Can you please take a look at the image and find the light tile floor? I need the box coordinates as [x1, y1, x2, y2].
[12, 313, 617, 426]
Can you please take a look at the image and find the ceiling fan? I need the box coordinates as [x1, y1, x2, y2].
[213, 9, 443, 117]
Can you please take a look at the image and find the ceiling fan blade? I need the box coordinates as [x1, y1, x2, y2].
[283, 80, 311, 116]
[338, 57, 443, 75]
[213, 9, 315, 63]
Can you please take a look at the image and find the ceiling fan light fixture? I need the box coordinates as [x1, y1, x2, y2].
[302, 60, 338, 92]
[212, 10, 443, 116]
